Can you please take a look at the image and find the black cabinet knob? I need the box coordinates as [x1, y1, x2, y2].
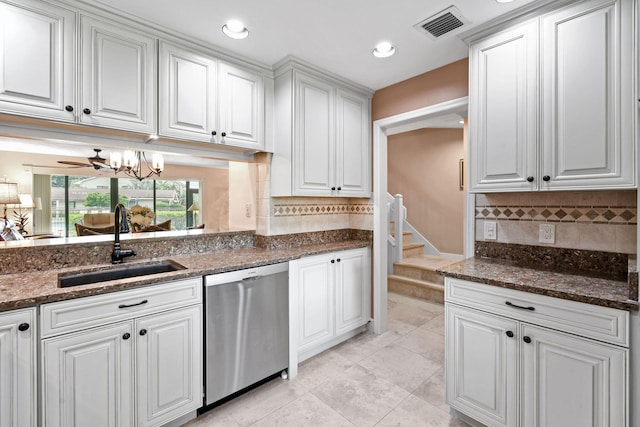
[139, 329, 147, 336]
[542, 175, 551, 182]
[523, 336, 532, 344]
[505, 330, 514, 338]
[336, 258, 341, 263]
[18, 323, 30, 332]
[526, 176, 534, 182]
[331, 259, 335, 263]
[331, 187, 336, 191]
[83, 108, 91, 115]
[211, 131, 217, 136]
[337, 187, 342, 191]
[122, 333, 131, 340]
[221, 132, 226, 137]
[65, 105, 74, 112]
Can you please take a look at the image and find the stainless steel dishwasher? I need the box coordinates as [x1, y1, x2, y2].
[204, 262, 289, 405]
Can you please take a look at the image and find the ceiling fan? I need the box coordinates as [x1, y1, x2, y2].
[57, 148, 112, 170]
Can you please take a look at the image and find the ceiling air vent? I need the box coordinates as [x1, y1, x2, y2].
[414, 6, 468, 40]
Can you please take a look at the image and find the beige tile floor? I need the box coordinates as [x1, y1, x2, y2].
[183, 292, 467, 427]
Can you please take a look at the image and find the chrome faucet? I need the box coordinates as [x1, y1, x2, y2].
[112, 203, 136, 264]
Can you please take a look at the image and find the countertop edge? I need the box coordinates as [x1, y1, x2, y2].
[0, 240, 370, 312]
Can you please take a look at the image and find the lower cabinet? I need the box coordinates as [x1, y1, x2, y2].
[289, 247, 371, 363]
[445, 278, 629, 427]
[0, 307, 37, 427]
[41, 278, 202, 427]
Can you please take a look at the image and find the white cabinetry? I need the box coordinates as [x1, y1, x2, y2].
[159, 41, 217, 142]
[0, 308, 37, 427]
[158, 41, 265, 150]
[273, 60, 372, 197]
[218, 62, 264, 149]
[445, 278, 629, 427]
[41, 278, 202, 427]
[0, 0, 76, 122]
[289, 247, 371, 364]
[80, 16, 156, 133]
[469, 0, 636, 192]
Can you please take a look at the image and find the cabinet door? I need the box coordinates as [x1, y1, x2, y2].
[80, 16, 156, 133]
[0, 308, 36, 427]
[521, 324, 627, 427]
[445, 304, 518, 427]
[335, 89, 370, 197]
[0, 0, 76, 122]
[541, 0, 635, 189]
[291, 253, 335, 353]
[136, 306, 202, 427]
[218, 63, 264, 149]
[159, 41, 217, 142]
[42, 322, 134, 427]
[294, 72, 335, 196]
[469, 21, 538, 192]
[335, 248, 371, 335]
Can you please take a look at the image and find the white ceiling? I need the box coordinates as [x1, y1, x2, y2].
[94, 0, 536, 90]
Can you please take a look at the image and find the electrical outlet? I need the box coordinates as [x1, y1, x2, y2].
[539, 223, 555, 244]
[245, 204, 252, 218]
[484, 221, 497, 240]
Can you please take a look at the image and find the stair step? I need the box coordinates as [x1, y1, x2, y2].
[388, 275, 444, 304]
[393, 263, 443, 285]
[403, 242, 424, 258]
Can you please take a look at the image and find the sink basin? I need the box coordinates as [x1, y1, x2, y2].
[58, 260, 187, 288]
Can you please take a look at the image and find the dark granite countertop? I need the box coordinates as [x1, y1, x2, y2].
[0, 240, 369, 312]
[438, 257, 639, 312]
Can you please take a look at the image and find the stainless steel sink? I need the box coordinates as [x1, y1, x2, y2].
[58, 260, 187, 288]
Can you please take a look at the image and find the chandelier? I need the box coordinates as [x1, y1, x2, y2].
[109, 150, 164, 181]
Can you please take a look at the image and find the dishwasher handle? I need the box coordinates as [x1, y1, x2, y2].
[242, 275, 263, 282]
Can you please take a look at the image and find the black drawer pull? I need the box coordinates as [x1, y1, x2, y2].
[523, 336, 532, 344]
[18, 323, 30, 332]
[505, 301, 535, 311]
[505, 330, 514, 338]
[139, 329, 147, 336]
[118, 299, 148, 309]
[122, 333, 131, 340]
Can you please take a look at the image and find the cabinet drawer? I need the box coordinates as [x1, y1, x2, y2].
[445, 278, 629, 347]
[41, 278, 202, 338]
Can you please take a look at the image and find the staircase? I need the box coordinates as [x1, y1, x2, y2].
[387, 193, 459, 304]
[388, 230, 457, 303]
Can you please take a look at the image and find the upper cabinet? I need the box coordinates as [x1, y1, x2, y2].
[0, 0, 76, 122]
[272, 60, 372, 197]
[0, 0, 269, 152]
[158, 41, 265, 150]
[158, 41, 217, 142]
[469, 0, 636, 192]
[80, 16, 157, 134]
[217, 62, 264, 149]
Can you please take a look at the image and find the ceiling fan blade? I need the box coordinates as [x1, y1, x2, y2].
[58, 161, 92, 167]
[23, 163, 85, 169]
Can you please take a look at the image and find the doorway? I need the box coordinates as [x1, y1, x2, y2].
[370, 96, 472, 334]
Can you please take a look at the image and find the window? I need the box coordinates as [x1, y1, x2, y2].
[43, 174, 198, 236]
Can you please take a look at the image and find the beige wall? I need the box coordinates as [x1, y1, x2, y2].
[372, 58, 469, 121]
[388, 128, 464, 254]
[228, 162, 257, 230]
[475, 191, 637, 254]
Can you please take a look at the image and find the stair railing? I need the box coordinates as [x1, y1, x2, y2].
[387, 193, 406, 268]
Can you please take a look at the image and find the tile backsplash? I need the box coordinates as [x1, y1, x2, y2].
[475, 191, 637, 254]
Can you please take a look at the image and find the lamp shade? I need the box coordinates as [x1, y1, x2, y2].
[0, 182, 20, 204]
[188, 203, 200, 212]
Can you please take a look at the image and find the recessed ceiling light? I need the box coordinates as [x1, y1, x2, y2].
[373, 42, 396, 58]
[222, 20, 249, 39]
[495, 0, 515, 3]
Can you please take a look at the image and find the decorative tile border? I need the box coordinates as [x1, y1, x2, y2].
[273, 202, 373, 217]
[475, 206, 637, 224]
